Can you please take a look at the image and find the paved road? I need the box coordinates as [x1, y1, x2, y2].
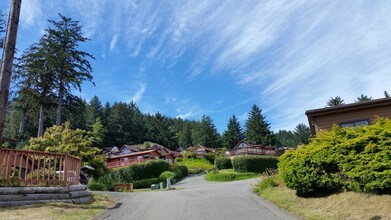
[94, 175, 301, 220]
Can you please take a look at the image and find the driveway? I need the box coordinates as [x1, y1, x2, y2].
[94, 175, 301, 220]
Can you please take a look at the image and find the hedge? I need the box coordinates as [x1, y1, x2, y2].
[215, 157, 232, 170]
[205, 170, 258, 182]
[95, 160, 170, 190]
[279, 118, 391, 196]
[232, 155, 278, 173]
[88, 182, 106, 191]
[133, 177, 165, 189]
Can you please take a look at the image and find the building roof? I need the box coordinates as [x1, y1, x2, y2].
[305, 97, 391, 116]
[109, 149, 159, 159]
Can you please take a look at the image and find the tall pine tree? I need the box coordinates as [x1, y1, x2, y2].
[43, 14, 94, 126]
[245, 104, 274, 145]
[192, 114, 220, 147]
[222, 115, 244, 149]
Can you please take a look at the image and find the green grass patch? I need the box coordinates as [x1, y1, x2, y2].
[205, 169, 258, 182]
[253, 172, 391, 219]
[0, 193, 115, 220]
[176, 158, 214, 174]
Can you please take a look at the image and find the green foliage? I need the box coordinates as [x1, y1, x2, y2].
[169, 164, 188, 179]
[279, 118, 391, 196]
[94, 160, 170, 190]
[203, 152, 216, 164]
[26, 122, 107, 178]
[205, 169, 258, 182]
[215, 157, 233, 170]
[88, 182, 106, 191]
[253, 170, 283, 194]
[191, 114, 220, 147]
[356, 94, 372, 102]
[128, 160, 170, 181]
[294, 123, 311, 145]
[327, 96, 344, 107]
[232, 155, 278, 173]
[175, 157, 214, 173]
[91, 118, 106, 148]
[222, 115, 244, 149]
[133, 177, 164, 189]
[245, 105, 275, 145]
[160, 171, 176, 181]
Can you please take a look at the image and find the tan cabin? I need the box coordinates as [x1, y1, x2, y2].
[305, 97, 391, 136]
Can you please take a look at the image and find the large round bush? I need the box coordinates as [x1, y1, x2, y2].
[215, 157, 232, 170]
[232, 155, 278, 173]
[279, 118, 391, 196]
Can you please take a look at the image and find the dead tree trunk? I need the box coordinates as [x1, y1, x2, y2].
[37, 104, 44, 137]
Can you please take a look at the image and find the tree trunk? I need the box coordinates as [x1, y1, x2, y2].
[18, 108, 27, 136]
[0, 0, 22, 143]
[37, 104, 44, 137]
[55, 82, 63, 126]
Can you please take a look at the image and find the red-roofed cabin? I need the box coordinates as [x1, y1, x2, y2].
[107, 149, 161, 169]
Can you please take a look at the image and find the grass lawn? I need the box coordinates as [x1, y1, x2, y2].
[205, 169, 259, 182]
[176, 158, 214, 173]
[254, 175, 391, 220]
[0, 193, 115, 220]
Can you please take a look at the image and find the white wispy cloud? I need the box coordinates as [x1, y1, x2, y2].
[109, 34, 119, 52]
[131, 83, 146, 103]
[176, 111, 194, 119]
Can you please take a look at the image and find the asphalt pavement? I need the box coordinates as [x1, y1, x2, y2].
[94, 174, 301, 220]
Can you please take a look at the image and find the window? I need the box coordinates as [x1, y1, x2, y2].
[340, 120, 369, 128]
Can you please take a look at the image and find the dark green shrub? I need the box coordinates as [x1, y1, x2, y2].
[127, 160, 170, 181]
[215, 157, 232, 170]
[160, 171, 176, 181]
[205, 170, 258, 182]
[169, 164, 189, 179]
[233, 155, 278, 173]
[95, 160, 170, 190]
[204, 153, 216, 164]
[88, 182, 106, 191]
[133, 177, 165, 189]
[279, 118, 391, 196]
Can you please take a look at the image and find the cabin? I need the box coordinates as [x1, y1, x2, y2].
[230, 140, 284, 156]
[106, 149, 161, 169]
[186, 145, 215, 157]
[105, 144, 181, 169]
[305, 97, 391, 136]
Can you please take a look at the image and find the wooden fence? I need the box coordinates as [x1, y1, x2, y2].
[230, 147, 281, 156]
[0, 148, 80, 186]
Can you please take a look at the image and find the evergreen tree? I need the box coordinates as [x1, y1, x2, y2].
[179, 122, 193, 148]
[86, 96, 102, 128]
[327, 96, 344, 107]
[222, 115, 244, 149]
[385, 90, 390, 98]
[275, 130, 296, 148]
[356, 94, 372, 102]
[192, 114, 220, 147]
[42, 14, 94, 125]
[14, 43, 56, 137]
[145, 112, 177, 150]
[245, 104, 274, 145]
[91, 118, 106, 148]
[293, 123, 311, 145]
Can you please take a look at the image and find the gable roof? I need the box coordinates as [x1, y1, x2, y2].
[305, 97, 391, 116]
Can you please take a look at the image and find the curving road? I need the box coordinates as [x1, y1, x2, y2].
[94, 174, 301, 220]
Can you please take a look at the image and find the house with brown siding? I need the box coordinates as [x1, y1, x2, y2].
[105, 144, 180, 169]
[230, 141, 284, 156]
[305, 97, 391, 136]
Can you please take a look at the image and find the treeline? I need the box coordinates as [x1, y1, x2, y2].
[2, 14, 310, 150]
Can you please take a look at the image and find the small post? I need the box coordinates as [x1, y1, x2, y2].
[166, 178, 171, 190]
[159, 182, 163, 190]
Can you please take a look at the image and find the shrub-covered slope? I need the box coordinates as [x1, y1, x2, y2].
[279, 118, 391, 196]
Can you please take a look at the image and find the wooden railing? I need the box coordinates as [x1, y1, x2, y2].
[0, 148, 81, 186]
[230, 147, 279, 156]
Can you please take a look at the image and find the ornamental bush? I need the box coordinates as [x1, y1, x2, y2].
[232, 155, 278, 173]
[278, 118, 391, 196]
[160, 171, 176, 181]
[215, 157, 233, 170]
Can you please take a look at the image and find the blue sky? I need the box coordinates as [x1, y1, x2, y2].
[1, 1, 391, 133]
